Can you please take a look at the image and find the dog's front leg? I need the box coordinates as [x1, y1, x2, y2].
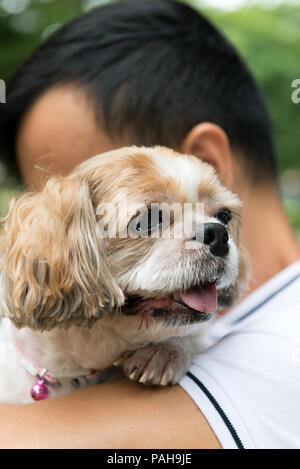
[114, 334, 204, 386]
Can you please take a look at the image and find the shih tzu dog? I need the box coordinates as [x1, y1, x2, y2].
[0, 146, 249, 404]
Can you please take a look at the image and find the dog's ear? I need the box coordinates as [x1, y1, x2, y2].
[0, 176, 124, 330]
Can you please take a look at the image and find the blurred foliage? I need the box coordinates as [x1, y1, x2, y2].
[0, 0, 83, 81]
[188, 1, 300, 175]
[284, 197, 300, 238]
[0, 0, 299, 232]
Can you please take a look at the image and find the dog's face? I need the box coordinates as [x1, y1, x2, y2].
[0, 146, 249, 332]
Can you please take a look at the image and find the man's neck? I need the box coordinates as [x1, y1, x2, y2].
[240, 186, 300, 295]
[219, 185, 300, 317]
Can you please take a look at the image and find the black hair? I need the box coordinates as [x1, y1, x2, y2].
[0, 0, 277, 184]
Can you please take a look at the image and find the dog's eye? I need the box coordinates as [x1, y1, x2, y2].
[215, 208, 232, 225]
[129, 207, 163, 237]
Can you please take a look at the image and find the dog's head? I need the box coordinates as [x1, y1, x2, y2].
[0, 146, 249, 331]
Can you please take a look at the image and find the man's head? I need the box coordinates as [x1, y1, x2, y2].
[0, 0, 277, 192]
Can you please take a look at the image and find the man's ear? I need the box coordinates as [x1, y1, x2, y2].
[0, 175, 124, 331]
[181, 123, 234, 189]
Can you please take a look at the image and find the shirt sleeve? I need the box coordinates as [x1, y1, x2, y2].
[179, 302, 300, 449]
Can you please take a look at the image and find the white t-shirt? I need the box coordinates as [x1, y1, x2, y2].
[179, 260, 300, 449]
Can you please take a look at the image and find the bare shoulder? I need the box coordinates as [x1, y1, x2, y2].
[0, 379, 221, 449]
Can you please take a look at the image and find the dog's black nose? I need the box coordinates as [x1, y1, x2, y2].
[204, 223, 229, 257]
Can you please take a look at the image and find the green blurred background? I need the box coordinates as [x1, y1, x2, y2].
[0, 0, 299, 235]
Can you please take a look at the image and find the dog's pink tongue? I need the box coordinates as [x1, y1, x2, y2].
[180, 283, 217, 313]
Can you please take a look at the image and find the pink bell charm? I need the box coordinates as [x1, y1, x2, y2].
[30, 378, 49, 401]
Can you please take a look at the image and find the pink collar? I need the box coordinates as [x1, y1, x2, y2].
[12, 331, 101, 401]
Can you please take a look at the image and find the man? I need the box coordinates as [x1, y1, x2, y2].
[0, 0, 299, 449]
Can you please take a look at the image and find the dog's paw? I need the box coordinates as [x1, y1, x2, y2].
[114, 342, 189, 386]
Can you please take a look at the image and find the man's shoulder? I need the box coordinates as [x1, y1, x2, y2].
[236, 261, 300, 338]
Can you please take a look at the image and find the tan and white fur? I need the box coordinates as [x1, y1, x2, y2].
[0, 146, 249, 404]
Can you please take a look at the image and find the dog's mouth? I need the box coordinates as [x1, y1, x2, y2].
[122, 282, 218, 326]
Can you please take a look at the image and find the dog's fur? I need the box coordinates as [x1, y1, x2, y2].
[0, 146, 249, 404]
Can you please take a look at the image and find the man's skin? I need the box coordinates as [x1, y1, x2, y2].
[0, 85, 299, 449]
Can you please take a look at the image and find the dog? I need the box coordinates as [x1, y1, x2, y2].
[0, 146, 249, 404]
